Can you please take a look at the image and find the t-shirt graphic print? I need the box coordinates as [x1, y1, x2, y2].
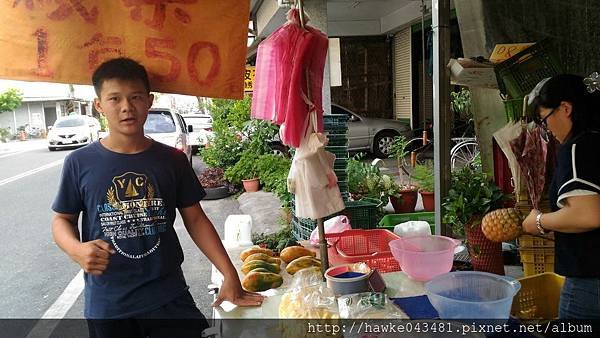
[99, 172, 166, 259]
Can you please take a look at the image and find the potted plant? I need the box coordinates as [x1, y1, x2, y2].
[197, 167, 231, 200]
[413, 161, 435, 211]
[224, 151, 260, 192]
[347, 153, 383, 201]
[442, 164, 508, 274]
[389, 136, 418, 213]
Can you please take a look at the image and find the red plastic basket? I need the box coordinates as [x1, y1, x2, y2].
[324, 229, 401, 273]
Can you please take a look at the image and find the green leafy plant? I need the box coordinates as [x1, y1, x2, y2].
[0, 127, 11, 142]
[0, 88, 23, 114]
[251, 225, 299, 252]
[224, 151, 260, 183]
[413, 161, 434, 192]
[378, 174, 402, 201]
[256, 153, 293, 208]
[388, 135, 416, 189]
[450, 88, 472, 120]
[199, 96, 251, 168]
[442, 164, 507, 237]
[348, 153, 383, 200]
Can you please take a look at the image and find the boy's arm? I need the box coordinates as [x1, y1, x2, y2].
[52, 213, 114, 275]
[179, 204, 264, 307]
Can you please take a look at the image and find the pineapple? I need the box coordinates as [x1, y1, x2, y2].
[481, 208, 523, 242]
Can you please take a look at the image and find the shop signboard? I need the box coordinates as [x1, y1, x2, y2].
[0, 1, 249, 99]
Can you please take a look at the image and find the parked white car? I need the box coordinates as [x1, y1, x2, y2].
[181, 114, 213, 150]
[47, 115, 101, 151]
[144, 108, 193, 163]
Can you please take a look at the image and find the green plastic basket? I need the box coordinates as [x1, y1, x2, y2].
[291, 198, 383, 240]
[377, 212, 436, 234]
[324, 114, 349, 130]
[326, 146, 349, 160]
[504, 97, 529, 122]
[334, 159, 347, 171]
[494, 39, 562, 98]
[326, 134, 348, 146]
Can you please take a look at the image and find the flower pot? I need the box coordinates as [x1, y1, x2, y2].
[420, 191, 435, 211]
[465, 221, 504, 275]
[390, 190, 418, 213]
[242, 178, 260, 192]
[203, 185, 230, 200]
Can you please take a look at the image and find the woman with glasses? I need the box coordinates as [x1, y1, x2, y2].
[521, 74, 600, 319]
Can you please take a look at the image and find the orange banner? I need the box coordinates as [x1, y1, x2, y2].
[0, 1, 249, 99]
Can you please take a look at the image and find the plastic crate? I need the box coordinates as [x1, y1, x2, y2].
[341, 198, 382, 229]
[504, 97, 529, 122]
[377, 212, 435, 233]
[517, 234, 555, 248]
[519, 247, 555, 276]
[511, 272, 565, 320]
[324, 229, 401, 273]
[291, 198, 382, 240]
[326, 134, 348, 146]
[323, 114, 348, 129]
[494, 39, 562, 98]
[334, 159, 347, 171]
[326, 146, 349, 160]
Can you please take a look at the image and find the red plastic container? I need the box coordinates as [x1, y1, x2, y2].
[324, 229, 402, 273]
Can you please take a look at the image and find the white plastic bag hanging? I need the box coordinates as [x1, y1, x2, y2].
[309, 215, 351, 245]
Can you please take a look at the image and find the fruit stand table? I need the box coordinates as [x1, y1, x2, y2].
[209, 244, 426, 320]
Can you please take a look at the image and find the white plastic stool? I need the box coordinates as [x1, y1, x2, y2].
[222, 215, 253, 248]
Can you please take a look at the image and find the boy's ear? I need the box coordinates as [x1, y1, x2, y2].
[148, 93, 154, 108]
[93, 98, 103, 113]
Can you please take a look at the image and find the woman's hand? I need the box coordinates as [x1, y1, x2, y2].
[212, 277, 264, 308]
[522, 209, 541, 234]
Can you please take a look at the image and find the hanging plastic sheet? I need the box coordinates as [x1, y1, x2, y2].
[251, 9, 329, 148]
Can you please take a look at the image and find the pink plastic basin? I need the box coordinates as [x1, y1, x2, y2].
[389, 235, 461, 282]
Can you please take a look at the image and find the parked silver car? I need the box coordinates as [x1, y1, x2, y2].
[331, 104, 412, 158]
[272, 104, 412, 158]
[144, 108, 193, 163]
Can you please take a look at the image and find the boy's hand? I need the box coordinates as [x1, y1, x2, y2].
[72, 239, 115, 276]
[212, 277, 264, 308]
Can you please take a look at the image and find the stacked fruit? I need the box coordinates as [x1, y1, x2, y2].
[239, 246, 321, 292]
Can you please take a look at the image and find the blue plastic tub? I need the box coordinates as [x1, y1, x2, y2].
[424, 271, 521, 319]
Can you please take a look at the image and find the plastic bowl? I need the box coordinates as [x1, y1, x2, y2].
[324, 263, 372, 296]
[425, 271, 521, 319]
[389, 235, 460, 281]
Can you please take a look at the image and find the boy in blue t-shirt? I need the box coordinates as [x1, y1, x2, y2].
[51, 57, 263, 337]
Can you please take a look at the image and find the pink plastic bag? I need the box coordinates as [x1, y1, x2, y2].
[251, 10, 303, 122]
[309, 215, 351, 246]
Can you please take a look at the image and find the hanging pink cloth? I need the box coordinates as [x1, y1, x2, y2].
[251, 9, 328, 148]
[251, 10, 303, 122]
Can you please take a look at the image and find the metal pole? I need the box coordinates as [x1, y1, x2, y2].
[432, 0, 452, 236]
[297, 0, 329, 276]
[421, 0, 427, 130]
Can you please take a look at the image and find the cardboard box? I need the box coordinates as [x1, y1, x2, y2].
[489, 43, 535, 64]
[447, 58, 498, 89]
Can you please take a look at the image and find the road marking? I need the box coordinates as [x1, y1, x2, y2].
[26, 270, 84, 338]
[0, 149, 33, 159]
[0, 159, 63, 187]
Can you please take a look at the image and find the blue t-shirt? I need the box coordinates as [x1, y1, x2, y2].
[52, 140, 206, 319]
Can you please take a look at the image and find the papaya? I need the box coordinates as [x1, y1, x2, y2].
[249, 268, 271, 273]
[285, 256, 321, 275]
[241, 259, 281, 274]
[240, 247, 274, 261]
[242, 271, 283, 292]
[243, 253, 282, 265]
[280, 246, 315, 263]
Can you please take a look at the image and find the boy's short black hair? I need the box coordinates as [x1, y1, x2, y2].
[92, 58, 151, 96]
